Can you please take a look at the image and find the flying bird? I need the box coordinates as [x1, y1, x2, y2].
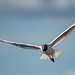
[0, 23, 75, 62]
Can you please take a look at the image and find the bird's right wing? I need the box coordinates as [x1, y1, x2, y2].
[49, 23, 75, 47]
[0, 39, 41, 50]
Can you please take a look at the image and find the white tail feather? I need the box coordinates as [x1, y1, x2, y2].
[40, 54, 50, 60]
[53, 50, 62, 58]
[40, 50, 62, 60]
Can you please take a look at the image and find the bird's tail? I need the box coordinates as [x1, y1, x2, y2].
[40, 50, 62, 62]
[49, 50, 62, 62]
[53, 50, 62, 58]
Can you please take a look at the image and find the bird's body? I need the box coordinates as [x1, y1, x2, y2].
[42, 45, 55, 62]
[40, 44, 62, 62]
[42, 44, 53, 55]
[0, 23, 75, 62]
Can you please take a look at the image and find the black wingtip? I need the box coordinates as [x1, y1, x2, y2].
[51, 58, 55, 62]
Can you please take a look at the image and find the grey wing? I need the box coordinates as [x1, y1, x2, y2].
[0, 39, 41, 50]
[50, 23, 75, 47]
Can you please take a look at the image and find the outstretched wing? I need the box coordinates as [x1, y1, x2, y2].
[50, 23, 75, 47]
[0, 39, 41, 50]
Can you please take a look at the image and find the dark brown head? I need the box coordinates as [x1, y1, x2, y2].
[42, 44, 48, 51]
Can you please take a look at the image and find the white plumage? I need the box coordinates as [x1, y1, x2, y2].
[0, 23, 75, 62]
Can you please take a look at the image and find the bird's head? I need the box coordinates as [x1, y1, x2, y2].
[42, 44, 48, 51]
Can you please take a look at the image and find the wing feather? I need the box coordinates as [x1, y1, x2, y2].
[0, 39, 41, 50]
[50, 23, 75, 47]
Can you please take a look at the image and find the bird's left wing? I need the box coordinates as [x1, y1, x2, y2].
[0, 39, 41, 50]
[49, 23, 75, 47]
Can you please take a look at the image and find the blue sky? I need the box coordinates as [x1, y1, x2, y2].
[0, 0, 75, 75]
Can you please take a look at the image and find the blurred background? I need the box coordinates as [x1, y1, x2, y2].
[0, 0, 75, 75]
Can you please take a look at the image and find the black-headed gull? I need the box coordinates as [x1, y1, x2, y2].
[0, 23, 75, 62]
